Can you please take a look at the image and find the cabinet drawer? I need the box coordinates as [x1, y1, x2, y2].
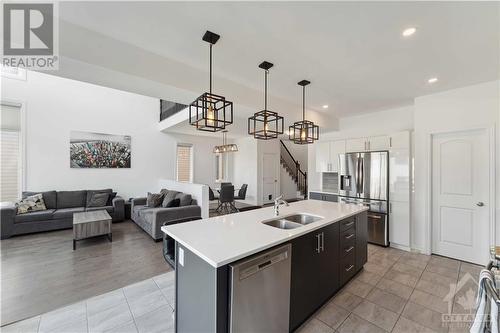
[340, 218, 356, 231]
[340, 237, 356, 257]
[309, 192, 322, 200]
[340, 226, 356, 247]
[340, 251, 356, 284]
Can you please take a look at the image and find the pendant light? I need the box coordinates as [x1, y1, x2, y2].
[189, 31, 233, 132]
[213, 130, 238, 153]
[248, 61, 284, 140]
[289, 80, 319, 144]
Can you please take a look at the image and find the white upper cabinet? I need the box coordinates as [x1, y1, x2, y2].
[367, 135, 391, 151]
[346, 136, 391, 152]
[345, 138, 367, 152]
[388, 131, 410, 149]
[315, 141, 331, 172]
[329, 140, 346, 173]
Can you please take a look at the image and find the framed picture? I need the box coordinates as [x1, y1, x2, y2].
[70, 131, 131, 168]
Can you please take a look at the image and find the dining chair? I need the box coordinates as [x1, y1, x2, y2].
[234, 184, 248, 200]
[209, 187, 219, 201]
[220, 182, 232, 188]
[217, 185, 238, 214]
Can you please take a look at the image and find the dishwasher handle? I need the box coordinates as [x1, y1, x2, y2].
[238, 247, 290, 280]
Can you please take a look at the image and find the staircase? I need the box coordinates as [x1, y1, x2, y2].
[280, 140, 308, 198]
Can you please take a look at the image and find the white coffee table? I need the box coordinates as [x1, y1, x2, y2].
[73, 210, 112, 250]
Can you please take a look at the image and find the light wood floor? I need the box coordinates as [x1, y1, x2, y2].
[0, 220, 170, 326]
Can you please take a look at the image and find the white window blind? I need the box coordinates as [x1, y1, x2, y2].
[1, 130, 20, 202]
[176, 144, 193, 183]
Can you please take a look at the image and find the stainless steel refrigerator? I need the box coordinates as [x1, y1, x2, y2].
[338, 151, 389, 246]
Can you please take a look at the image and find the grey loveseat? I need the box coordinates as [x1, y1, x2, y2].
[1, 189, 125, 239]
[131, 190, 201, 241]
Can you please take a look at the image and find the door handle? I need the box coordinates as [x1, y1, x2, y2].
[345, 233, 355, 240]
[477, 202, 485, 207]
[368, 214, 382, 219]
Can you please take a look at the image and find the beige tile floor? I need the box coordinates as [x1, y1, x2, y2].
[2, 272, 176, 333]
[3, 245, 483, 333]
[296, 244, 483, 333]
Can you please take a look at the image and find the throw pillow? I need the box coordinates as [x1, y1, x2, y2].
[146, 192, 164, 208]
[16, 193, 47, 215]
[161, 190, 180, 208]
[86, 189, 112, 207]
[175, 193, 192, 206]
[88, 193, 109, 207]
[165, 198, 180, 208]
[106, 192, 117, 206]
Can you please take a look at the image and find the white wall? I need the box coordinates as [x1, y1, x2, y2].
[1, 71, 222, 199]
[232, 137, 258, 205]
[413, 80, 500, 252]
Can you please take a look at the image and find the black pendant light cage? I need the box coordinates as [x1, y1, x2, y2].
[248, 61, 284, 140]
[289, 80, 319, 144]
[189, 31, 233, 132]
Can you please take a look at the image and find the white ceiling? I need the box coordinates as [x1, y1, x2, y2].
[54, 1, 499, 118]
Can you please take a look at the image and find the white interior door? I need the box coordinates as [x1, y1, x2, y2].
[431, 129, 490, 264]
[262, 153, 279, 204]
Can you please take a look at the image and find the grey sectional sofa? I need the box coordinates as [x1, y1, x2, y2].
[131, 191, 201, 241]
[0, 189, 125, 239]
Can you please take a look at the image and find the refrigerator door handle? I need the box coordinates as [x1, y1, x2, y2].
[360, 157, 364, 195]
[355, 155, 360, 194]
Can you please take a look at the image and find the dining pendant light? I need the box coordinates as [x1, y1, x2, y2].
[248, 61, 284, 140]
[289, 80, 319, 144]
[189, 31, 233, 132]
[213, 130, 238, 153]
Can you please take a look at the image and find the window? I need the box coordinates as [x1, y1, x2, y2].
[215, 153, 228, 182]
[1, 102, 23, 201]
[176, 144, 193, 183]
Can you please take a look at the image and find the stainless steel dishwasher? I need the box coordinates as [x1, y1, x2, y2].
[229, 244, 292, 333]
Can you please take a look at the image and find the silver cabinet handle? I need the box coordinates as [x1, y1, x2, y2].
[368, 214, 382, 220]
[316, 234, 321, 253]
[343, 221, 354, 228]
[345, 233, 355, 240]
[477, 202, 485, 207]
[345, 246, 354, 253]
[345, 264, 354, 272]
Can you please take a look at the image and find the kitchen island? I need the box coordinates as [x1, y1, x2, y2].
[162, 199, 368, 333]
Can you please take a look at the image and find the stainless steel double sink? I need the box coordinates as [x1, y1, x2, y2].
[262, 214, 323, 230]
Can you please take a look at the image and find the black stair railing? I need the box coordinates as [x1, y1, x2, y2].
[280, 140, 308, 198]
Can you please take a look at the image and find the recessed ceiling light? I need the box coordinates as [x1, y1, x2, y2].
[322, 105, 329, 109]
[428, 77, 438, 84]
[402, 27, 417, 37]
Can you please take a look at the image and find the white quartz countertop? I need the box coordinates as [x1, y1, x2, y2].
[161, 200, 368, 268]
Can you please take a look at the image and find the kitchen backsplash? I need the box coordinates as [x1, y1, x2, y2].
[322, 172, 339, 193]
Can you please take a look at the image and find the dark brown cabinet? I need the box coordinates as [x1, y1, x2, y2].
[309, 192, 338, 202]
[289, 212, 367, 332]
[289, 222, 339, 331]
[355, 211, 368, 271]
